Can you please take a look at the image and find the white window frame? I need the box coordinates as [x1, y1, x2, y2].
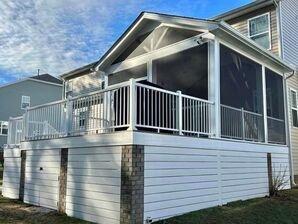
[21, 95, 30, 109]
[247, 13, 271, 50]
[290, 88, 298, 128]
[0, 121, 8, 136]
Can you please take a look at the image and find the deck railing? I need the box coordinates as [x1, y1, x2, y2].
[7, 80, 214, 143]
[7, 80, 285, 145]
[6, 116, 23, 146]
[221, 105, 264, 142]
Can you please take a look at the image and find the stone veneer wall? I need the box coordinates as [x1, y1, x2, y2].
[120, 145, 145, 224]
[19, 150, 26, 201]
[58, 148, 68, 213]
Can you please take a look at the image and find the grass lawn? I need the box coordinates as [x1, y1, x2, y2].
[154, 189, 298, 224]
[0, 195, 91, 224]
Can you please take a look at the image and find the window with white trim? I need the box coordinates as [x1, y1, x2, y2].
[248, 13, 271, 49]
[291, 89, 298, 127]
[0, 121, 8, 135]
[21, 95, 30, 109]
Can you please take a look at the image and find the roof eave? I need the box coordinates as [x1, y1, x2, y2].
[212, 0, 275, 21]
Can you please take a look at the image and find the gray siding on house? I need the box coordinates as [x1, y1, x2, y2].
[280, 0, 298, 67]
[0, 79, 62, 147]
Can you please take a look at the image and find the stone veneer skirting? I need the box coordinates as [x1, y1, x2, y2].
[120, 145, 145, 224]
[58, 148, 68, 213]
[19, 150, 26, 201]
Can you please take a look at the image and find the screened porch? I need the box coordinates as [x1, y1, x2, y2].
[6, 25, 287, 146]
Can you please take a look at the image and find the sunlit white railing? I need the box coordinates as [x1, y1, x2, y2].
[221, 105, 264, 142]
[7, 116, 23, 146]
[7, 79, 214, 143]
[24, 100, 67, 140]
[134, 83, 214, 136]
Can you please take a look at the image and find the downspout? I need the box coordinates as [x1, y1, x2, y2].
[284, 70, 296, 186]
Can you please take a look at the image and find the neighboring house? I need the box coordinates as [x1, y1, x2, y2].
[2, 12, 295, 224]
[0, 74, 63, 149]
[212, 0, 298, 179]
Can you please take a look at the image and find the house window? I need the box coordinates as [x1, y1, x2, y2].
[248, 13, 271, 49]
[291, 89, 298, 127]
[0, 121, 8, 135]
[21, 95, 30, 109]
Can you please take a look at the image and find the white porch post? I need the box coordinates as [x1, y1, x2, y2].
[208, 39, 221, 138]
[128, 78, 136, 131]
[262, 66, 268, 143]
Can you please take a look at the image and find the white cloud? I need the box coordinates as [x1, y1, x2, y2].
[0, 0, 142, 79]
[0, 0, 216, 82]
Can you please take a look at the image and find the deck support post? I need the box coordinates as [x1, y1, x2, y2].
[19, 150, 26, 201]
[208, 39, 221, 138]
[177, 90, 183, 135]
[128, 79, 137, 131]
[58, 148, 68, 213]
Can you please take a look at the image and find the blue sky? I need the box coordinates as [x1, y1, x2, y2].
[0, 0, 251, 85]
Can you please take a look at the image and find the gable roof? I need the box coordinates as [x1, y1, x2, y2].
[61, 11, 294, 80]
[0, 74, 63, 89]
[211, 0, 277, 21]
[30, 74, 63, 85]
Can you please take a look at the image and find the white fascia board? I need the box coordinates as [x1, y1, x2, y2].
[217, 21, 294, 73]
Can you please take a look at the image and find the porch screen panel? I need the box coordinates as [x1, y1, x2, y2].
[220, 44, 264, 142]
[265, 68, 285, 144]
[153, 44, 208, 99]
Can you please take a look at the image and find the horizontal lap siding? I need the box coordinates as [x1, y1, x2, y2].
[229, 7, 280, 56]
[144, 144, 290, 222]
[2, 148, 21, 199]
[66, 146, 121, 224]
[287, 75, 298, 175]
[144, 147, 220, 220]
[24, 149, 60, 210]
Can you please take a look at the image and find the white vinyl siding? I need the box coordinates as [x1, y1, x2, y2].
[248, 13, 271, 49]
[66, 146, 121, 224]
[280, 0, 298, 67]
[142, 134, 290, 222]
[23, 149, 61, 210]
[2, 147, 21, 199]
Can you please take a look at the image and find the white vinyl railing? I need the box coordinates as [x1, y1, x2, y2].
[221, 104, 264, 142]
[7, 79, 214, 143]
[6, 80, 287, 146]
[134, 83, 214, 136]
[7, 116, 23, 146]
